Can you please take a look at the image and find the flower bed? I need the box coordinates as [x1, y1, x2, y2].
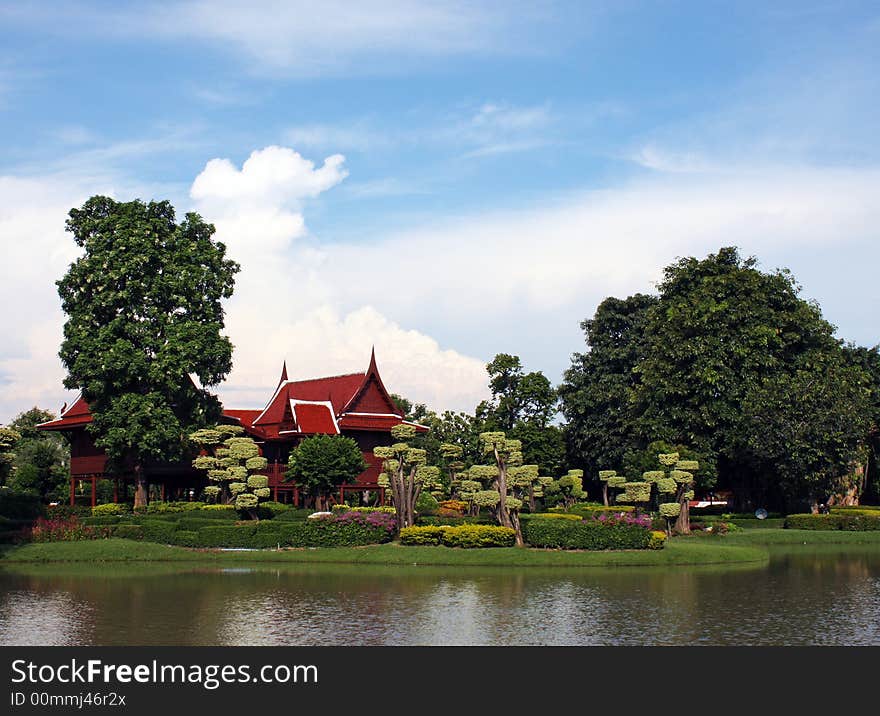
[29, 516, 109, 542]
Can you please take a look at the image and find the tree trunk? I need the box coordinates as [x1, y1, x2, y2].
[602, 483, 608, 507]
[510, 511, 524, 547]
[133, 463, 148, 508]
[673, 486, 691, 534]
[528, 483, 536, 513]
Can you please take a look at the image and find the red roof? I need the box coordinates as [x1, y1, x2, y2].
[37, 394, 93, 431]
[253, 373, 366, 426]
[338, 415, 427, 432]
[38, 350, 427, 439]
[290, 401, 339, 434]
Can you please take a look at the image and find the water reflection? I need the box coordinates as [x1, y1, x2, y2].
[1, 550, 879, 645]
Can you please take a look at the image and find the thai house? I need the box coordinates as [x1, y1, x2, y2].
[37, 349, 427, 506]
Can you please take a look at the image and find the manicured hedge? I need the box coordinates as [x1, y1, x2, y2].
[82, 516, 121, 526]
[169, 530, 200, 547]
[523, 517, 653, 550]
[522, 513, 582, 521]
[138, 520, 178, 544]
[146, 512, 400, 548]
[146, 501, 210, 514]
[0, 492, 44, 520]
[92, 503, 130, 516]
[548, 504, 636, 518]
[110, 524, 144, 540]
[175, 516, 239, 531]
[784, 513, 880, 531]
[399, 524, 516, 547]
[400, 526, 445, 545]
[441, 525, 515, 548]
[416, 515, 489, 526]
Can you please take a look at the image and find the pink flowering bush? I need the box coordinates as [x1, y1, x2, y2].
[29, 516, 110, 543]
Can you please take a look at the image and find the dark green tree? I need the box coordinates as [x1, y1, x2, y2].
[57, 196, 239, 507]
[843, 345, 880, 503]
[476, 354, 564, 475]
[285, 434, 367, 510]
[6, 408, 69, 502]
[633, 247, 843, 507]
[739, 352, 872, 510]
[560, 294, 656, 480]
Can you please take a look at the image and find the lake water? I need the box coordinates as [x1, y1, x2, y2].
[2, 546, 879, 645]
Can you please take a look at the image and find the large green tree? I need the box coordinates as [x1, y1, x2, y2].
[563, 246, 876, 511]
[560, 294, 656, 480]
[739, 352, 872, 509]
[286, 434, 367, 510]
[57, 196, 239, 507]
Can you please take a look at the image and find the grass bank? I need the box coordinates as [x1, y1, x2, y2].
[0, 538, 768, 568]
[723, 529, 880, 546]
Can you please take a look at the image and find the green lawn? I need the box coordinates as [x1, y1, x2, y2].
[723, 528, 880, 546]
[0, 537, 768, 568]
[4, 529, 879, 570]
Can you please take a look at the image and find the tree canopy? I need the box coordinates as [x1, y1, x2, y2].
[562, 246, 878, 511]
[286, 434, 367, 509]
[476, 353, 564, 476]
[5, 408, 69, 502]
[57, 196, 239, 505]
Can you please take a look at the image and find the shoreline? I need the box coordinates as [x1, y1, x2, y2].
[2, 531, 879, 571]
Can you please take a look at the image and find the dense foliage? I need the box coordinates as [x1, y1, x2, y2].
[399, 524, 516, 547]
[562, 247, 878, 511]
[189, 425, 269, 512]
[522, 513, 655, 550]
[285, 434, 367, 509]
[57, 196, 239, 506]
[2, 408, 69, 502]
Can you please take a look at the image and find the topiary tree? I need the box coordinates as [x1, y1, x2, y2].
[555, 469, 585, 511]
[655, 452, 699, 535]
[439, 442, 465, 499]
[461, 431, 541, 546]
[374, 424, 442, 530]
[285, 434, 367, 511]
[189, 424, 269, 515]
[617, 480, 651, 511]
[597, 469, 617, 506]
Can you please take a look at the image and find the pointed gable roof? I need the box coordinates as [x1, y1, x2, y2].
[36, 394, 93, 431]
[339, 347, 402, 417]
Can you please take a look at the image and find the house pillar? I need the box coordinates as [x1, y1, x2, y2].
[90, 476, 96, 507]
[70, 476, 75, 506]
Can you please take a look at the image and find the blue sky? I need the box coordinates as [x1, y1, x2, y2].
[1, 1, 879, 421]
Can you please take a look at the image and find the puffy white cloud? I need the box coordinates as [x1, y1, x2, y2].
[189, 146, 490, 414]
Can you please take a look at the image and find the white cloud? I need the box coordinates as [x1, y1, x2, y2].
[0, 174, 98, 421]
[188, 146, 490, 414]
[5, 145, 880, 423]
[3, 1, 542, 78]
[316, 165, 880, 350]
[154, 1, 525, 74]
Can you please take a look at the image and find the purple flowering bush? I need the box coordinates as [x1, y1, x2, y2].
[294, 510, 397, 546]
